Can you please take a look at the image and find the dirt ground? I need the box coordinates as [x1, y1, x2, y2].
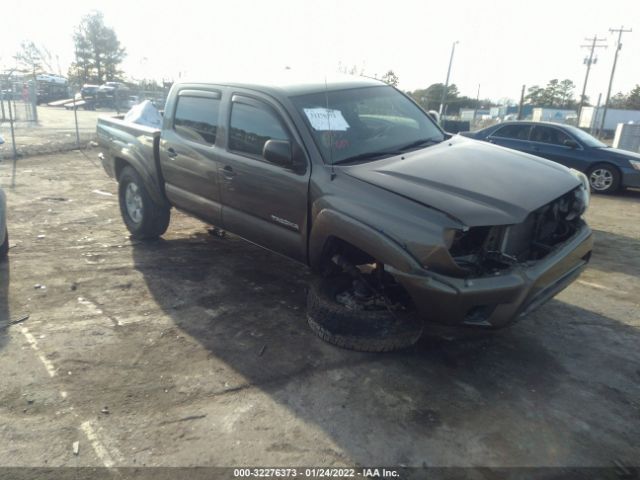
[0, 151, 639, 475]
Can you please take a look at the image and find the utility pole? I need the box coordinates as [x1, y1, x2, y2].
[517, 85, 526, 120]
[438, 41, 458, 120]
[578, 35, 606, 119]
[599, 26, 632, 137]
[591, 93, 602, 136]
[474, 84, 480, 122]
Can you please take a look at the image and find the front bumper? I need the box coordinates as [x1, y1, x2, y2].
[389, 222, 593, 329]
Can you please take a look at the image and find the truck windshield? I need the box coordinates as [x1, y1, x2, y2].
[291, 86, 444, 165]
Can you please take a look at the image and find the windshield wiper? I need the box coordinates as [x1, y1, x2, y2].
[332, 150, 400, 165]
[332, 138, 443, 166]
[397, 137, 443, 151]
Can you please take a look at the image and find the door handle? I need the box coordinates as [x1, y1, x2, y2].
[222, 165, 236, 180]
[166, 147, 178, 158]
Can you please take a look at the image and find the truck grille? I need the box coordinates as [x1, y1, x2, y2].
[449, 188, 582, 275]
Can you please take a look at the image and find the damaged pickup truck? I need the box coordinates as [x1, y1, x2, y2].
[97, 74, 593, 351]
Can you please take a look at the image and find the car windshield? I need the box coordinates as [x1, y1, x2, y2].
[290, 86, 444, 165]
[565, 125, 607, 148]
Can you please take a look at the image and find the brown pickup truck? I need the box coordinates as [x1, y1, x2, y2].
[97, 74, 593, 351]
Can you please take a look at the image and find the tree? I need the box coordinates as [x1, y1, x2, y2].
[599, 85, 640, 110]
[626, 85, 640, 110]
[543, 79, 561, 106]
[410, 83, 459, 111]
[557, 79, 575, 108]
[525, 79, 577, 108]
[408, 83, 493, 114]
[14, 41, 44, 77]
[69, 11, 126, 85]
[525, 85, 545, 106]
[337, 62, 365, 76]
[380, 70, 399, 87]
[609, 92, 627, 109]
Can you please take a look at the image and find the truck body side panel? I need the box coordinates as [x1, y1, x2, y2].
[159, 86, 224, 226]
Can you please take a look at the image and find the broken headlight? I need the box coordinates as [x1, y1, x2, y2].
[568, 169, 590, 219]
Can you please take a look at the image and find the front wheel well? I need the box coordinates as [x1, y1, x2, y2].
[113, 157, 130, 181]
[314, 236, 375, 273]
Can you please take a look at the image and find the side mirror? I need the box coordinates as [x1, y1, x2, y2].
[563, 139, 579, 149]
[263, 139, 293, 168]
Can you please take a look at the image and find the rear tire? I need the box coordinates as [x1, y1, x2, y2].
[587, 163, 621, 194]
[307, 275, 423, 352]
[118, 166, 170, 239]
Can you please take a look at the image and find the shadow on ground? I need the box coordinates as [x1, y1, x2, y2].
[611, 187, 640, 203]
[0, 258, 10, 351]
[590, 228, 640, 278]
[130, 232, 640, 466]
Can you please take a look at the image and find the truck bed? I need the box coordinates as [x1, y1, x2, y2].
[96, 115, 167, 205]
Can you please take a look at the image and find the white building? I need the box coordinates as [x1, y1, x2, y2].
[579, 106, 640, 133]
[531, 108, 577, 123]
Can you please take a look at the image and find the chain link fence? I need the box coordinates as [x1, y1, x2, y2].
[0, 79, 169, 164]
[1, 75, 38, 123]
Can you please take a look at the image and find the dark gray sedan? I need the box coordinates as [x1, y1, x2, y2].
[460, 121, 640, 194]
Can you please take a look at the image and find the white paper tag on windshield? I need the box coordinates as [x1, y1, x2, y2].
[303, 108, 350, 131]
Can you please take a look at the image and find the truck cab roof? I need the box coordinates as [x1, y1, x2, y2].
[177, 71, 386, 97]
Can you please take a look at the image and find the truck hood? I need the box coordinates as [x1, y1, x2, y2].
[342, 137, 580, 226]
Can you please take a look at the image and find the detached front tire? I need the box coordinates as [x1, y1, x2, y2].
[118, 166, 170, 239]
[307, 275, 423, 352]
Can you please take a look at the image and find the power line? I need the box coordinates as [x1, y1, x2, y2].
[578, 35, 606, 119]
[599, 25, 632, 136]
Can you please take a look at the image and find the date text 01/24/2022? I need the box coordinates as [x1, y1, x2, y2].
[232, 467, 400, 478]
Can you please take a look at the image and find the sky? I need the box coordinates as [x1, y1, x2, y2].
[1, 0, 638, 104]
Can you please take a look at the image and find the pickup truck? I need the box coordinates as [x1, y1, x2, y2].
[97, 74, 593, 351]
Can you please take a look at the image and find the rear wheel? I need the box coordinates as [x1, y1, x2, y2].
[307, 273, 423, 352]
[588, 163, 621, 194]
[118, 166, 170, 239]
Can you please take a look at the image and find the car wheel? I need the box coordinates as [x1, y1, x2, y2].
[588, 163, 621, 194]
[0, 230, 8, 259]
[118, 166, 170, 239]
[307, 274, 423, 352]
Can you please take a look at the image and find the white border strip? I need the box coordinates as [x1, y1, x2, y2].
[80, 421, 116, 468]
[20, 326, 57, 377]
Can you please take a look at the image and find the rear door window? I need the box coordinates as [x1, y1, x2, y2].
[174, 95, 220, 145]
[530, 126, 572, 146]
[491, 124, 531, 140]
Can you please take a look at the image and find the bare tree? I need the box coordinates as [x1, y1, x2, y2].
[380, 70, 399, 87]
[14, 41, 44, 77]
